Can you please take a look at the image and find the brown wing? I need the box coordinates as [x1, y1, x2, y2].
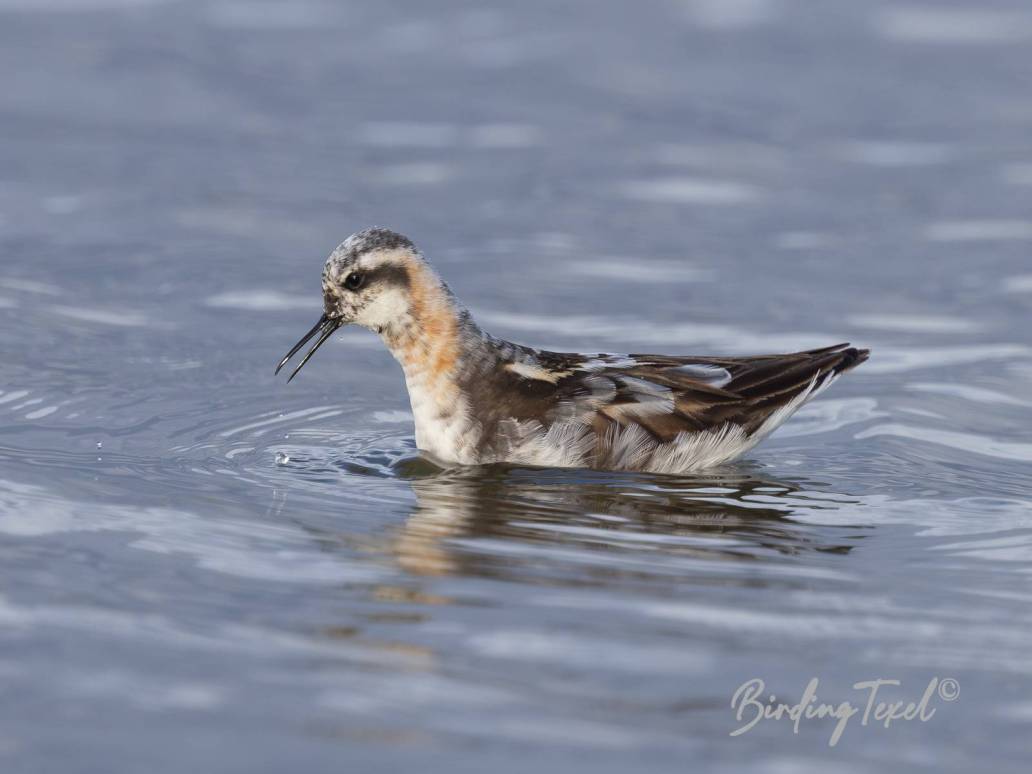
[563, 343, 870, 443]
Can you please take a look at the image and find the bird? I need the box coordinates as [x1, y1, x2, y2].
[276, 228, 869, 474]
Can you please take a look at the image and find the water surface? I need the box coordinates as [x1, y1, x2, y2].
[2, 0, 1031, 771]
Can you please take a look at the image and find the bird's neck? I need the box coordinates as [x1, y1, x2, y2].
[382, 265, 470, 380]
[379, 265, 485, 459]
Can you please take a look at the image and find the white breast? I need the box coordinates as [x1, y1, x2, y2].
[404, 373, 480, 465]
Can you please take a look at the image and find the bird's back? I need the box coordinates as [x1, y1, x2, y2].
[459, 342, 869, 473]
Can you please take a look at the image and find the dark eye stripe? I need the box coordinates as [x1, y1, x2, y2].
[346, 265, 410, 290]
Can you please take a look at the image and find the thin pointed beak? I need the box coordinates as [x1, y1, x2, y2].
[275, 314, 342, 382]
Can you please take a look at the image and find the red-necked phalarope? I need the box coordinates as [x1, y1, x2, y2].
[276, 228, 869, 473]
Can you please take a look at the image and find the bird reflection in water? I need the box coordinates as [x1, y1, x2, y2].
[388, 463, 861, 580]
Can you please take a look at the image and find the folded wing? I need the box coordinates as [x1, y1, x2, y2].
[557, 343, 870, 443]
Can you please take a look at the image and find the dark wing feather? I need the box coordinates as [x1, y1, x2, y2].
[558, 344, 869, 442]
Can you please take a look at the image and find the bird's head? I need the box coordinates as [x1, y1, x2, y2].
[276, 228, 453, 381]
[321, 227, 420, 330]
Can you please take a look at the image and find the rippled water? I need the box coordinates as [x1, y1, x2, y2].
[2, 0, 1031, 771]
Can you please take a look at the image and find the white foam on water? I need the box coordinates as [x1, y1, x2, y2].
[0, 479, 386, 584]
[0, 390, 30, 406]
[358, 122, 541, 150]
[652, 142, 786, 170]
[772, 397, 884, 439]
[906, 382, 1031, 408]
[50, 307, 154, 327]
[773, 231, 834, 250]
[205, 290, 313, 311]
[488, 717, 643, 750]
[203, 0, 333, 29]
[316, 672, 517, 719]
[165, 359, 202, 371]
[0, 278, 61, 295]
[1001, 163, 1032, 185]
[469, 629, 710, 673]
[358, 121, 458, 148]
[24, 406, 59, 420]
[373, 410, 413, 424]
[514, 520, 745, 548]
[855, 424, 1032, 463]
[619, 177, 759, 205]
[863, 344, 1030, 373]
[42, 195, 81, 214]
[377, 19, 440, 53]
[681, 0, 777, 29]
[644, 599, 943, 639]
[468, 123, 541, 148]
[0, 0, 169, 10]
[64, 671, 225, 711]
[455, 8, 505, 37]
[1002, 274, 1032, 293]
[998, 702, 1032, 722]
[786, 493, 1032, 537]
[931, 533, 1032, 563]
[365, 162, 453, 186]
[924, 220, 1032, 241]
[897, 406, 945, 420]
[562, 258, 712, 283]
[462, 35, 555, 69]
[0, 592, 409, 667]
[218, 405, 341, 438]
[877, 7, 1032, 43]
[832, 141, 953, 166]
[175, 208, 321, 241]
[531, 575, 1032, 677]
[847, 313, 981, 334]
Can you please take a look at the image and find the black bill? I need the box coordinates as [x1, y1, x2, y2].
[275, 314, 342, 382]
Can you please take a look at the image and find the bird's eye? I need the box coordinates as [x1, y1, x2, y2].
[343, 272, 365, 291]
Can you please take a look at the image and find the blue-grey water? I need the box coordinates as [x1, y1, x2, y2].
[2, 0, 1031, 771]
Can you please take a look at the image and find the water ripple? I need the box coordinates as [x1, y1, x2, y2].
[855, 424, 1032, 463]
